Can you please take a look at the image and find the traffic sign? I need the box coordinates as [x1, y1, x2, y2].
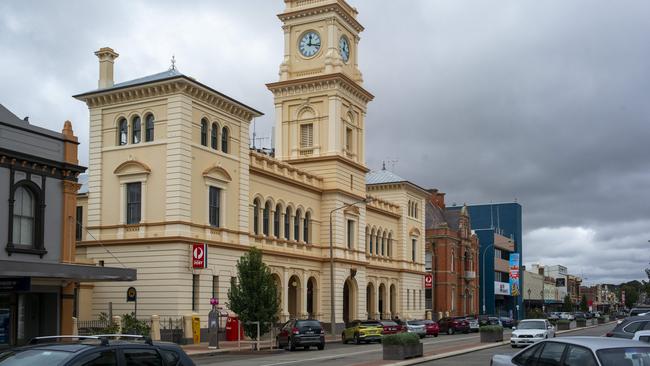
[192, 243, 207, 269]
[424, 273, 433, 289]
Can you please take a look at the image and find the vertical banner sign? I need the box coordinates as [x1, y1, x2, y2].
[509, 253, 520, 296]
[192, 243, 208, 269]
[424, 274, 433, 289]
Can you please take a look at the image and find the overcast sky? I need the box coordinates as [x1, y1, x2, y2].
[1, 1, 649, 285]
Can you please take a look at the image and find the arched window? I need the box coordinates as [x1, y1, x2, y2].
[200, 119, 208, 146]
[118, 118, 128, 145]
[411, 238, 417, 262]
[274, 204, 281, 237]
[263, 201, 271, 236]
[253, 199, 260, 235]
[12, 186, 35, 246]
[294, 209, 302, 242]
[145, 114, 155, 142]
[303, 211, 310, 244]
[388, 233, 392, 257]
[211, 123, 218, 149]
[132, 116, 141, 144]
[381, 233, 386, 256]
[284, 206, 292, 240]
[221, 126, 229, 153]
[375, 232, 380, 254]
[451, 250, 455, 273]
[369, 230, 374, 254]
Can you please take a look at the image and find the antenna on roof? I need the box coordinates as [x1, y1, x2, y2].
[383, 158, 398, 171]
[170, 55, 176, 71]
[382, 161, 386, 170]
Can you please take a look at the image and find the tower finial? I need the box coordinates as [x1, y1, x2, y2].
[170, 55, 176, 70]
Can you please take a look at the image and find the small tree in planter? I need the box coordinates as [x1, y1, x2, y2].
[479, 325, 503, 343]
[576, 318, 587, 327]
[556, 319, 570, 330]
[383, 333, 423, 360]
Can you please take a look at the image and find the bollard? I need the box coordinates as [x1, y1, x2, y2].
[112, 315, 122, 334]
[183, 315, 194, 345]
[72, 317, 78, 336]
[150, 315, 161, 341]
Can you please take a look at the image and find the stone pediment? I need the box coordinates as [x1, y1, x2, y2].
[113, 160, 151, 176]
[203, 165, 232, 182]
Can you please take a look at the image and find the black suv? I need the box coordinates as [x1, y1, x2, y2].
[607, 315, 650, 339]
[0, 335, 194, 366]
[276, 319, 325, 351]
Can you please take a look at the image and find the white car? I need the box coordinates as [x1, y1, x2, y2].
[634, 330, 650, 343]
[560, 312, 575, 321]
[510, 319, 555, 348]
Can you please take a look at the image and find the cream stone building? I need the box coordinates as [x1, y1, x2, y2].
[75, 0, 428, 330]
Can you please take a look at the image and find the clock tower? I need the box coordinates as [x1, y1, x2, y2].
[267, 0, 373, 198]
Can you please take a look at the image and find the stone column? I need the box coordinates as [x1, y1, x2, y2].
[112, 315, 122, 334]
[151, 315, 161, 341]
[301, 274, 308, 318]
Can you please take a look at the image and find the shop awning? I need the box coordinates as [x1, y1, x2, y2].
[0, 260, 136, 282]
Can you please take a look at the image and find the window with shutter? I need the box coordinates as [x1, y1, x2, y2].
[300, 123, 313, 148]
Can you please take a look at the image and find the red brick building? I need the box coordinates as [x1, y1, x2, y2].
[425, 189, 479, 318]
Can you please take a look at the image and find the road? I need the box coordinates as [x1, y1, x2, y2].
[194, 329, 512, 366]
[423, 322, 616, 366]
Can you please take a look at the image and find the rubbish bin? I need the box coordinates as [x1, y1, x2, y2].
[225, 316, 245, 341]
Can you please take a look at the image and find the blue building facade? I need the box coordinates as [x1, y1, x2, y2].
[449, 203, 523, 319]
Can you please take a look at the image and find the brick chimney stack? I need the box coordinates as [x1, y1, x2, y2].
[427, 188, 446, 209]
[94, 47, 119, 89]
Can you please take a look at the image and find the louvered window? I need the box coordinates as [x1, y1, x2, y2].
[300, 123, 313, 148]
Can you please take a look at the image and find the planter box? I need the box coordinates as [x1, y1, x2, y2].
[480, 330, 503, 343]
[597, 317, 605, 324]
[383, 343, 423, 360]
[576, 320, 587, 328]
[557, 322, 570, 331]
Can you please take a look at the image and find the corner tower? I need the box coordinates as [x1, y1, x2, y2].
[267, 0, 373, 197]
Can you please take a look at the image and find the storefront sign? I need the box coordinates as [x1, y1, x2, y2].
[509, 253, 520, 297]
[192, 243, 208, 269]
[424, 274, 433, 289]
[0, 277, 30, 292]
[495, 281, 511, 295]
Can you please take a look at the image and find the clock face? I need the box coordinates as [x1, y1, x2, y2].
[299, 31, 321, 57]
[339, 36, 350, 63]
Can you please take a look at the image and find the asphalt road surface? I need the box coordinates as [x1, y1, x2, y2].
[424, 322, 616, 366]
[194, 329, 512, 366]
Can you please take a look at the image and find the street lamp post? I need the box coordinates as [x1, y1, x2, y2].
[329, 197, 371, 335]
[541, 290, 545, 313]
[481, 243, 494, 315]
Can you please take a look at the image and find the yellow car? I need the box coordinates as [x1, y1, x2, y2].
[341, 320, 384, 344]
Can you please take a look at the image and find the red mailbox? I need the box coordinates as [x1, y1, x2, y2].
[225, 315, 245, 341]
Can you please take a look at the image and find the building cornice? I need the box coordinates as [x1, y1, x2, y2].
[286, 153, 370, 173]
[279, 1, 363, 33]
[0, 147, 86, 181]
[74, 76, 263, 122]
[266, 73, 374, 105]
[249, 150, 324, 194]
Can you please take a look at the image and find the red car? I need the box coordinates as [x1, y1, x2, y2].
[379, 320, 402, 335]
[437, 316, 470, 335]
[422, 320, 439, 337]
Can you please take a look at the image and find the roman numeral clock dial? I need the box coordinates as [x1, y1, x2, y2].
[299, 31, 321, 57]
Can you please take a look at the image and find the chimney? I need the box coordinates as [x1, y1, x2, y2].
[94, 47, 119, 89]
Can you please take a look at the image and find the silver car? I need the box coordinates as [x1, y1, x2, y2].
[491, 336, 650, 366]
[405, 320, 426, 338]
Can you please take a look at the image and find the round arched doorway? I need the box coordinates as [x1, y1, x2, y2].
[343, 277, 357, 325]
[288, 275, 301, 319]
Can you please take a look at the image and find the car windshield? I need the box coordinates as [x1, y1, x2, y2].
[597, 347, 650, 366]
[517, 321, 546, 329]
[381, 321, 397, 326]
[296, 320, 321, 328]
[409, 320, 425, 325]
[0, 349, 74, 365]
[360, 321, 381, 327]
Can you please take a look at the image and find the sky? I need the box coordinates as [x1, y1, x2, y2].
[1, 0, 649, 285]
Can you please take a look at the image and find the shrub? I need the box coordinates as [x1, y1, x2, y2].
[480, 325, 503, 333]
[382, 332, 420, 346]
[121, 312, 151, 336]
[526, 309, 546, 319]
[557, 320, 570, 325]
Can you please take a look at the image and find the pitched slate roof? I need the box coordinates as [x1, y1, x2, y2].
[0, 103, 67, 141]
[366, 169, 406, 185]
[112, 69, 183, 89]
[426, 200, 461, 231]
[78, 173, 89, 194]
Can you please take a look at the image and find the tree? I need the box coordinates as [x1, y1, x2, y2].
[228, 247, 279, 340]
[562, 294, 573, 312]
[621, 285, 639, 309]
[579, 294, 588, 312]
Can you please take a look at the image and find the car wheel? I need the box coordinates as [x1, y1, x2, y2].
[354, 333, 361, 345]
[304, 346, 310, 350]
[342, 332, 347, 344]
[511, 345, 518, 348]
[289, 339, 296, 352]
[318, 343, 325, 350]
[276, 337, 282, 349]
[434, 333, 438, 337]
[448, 327, 455, 335]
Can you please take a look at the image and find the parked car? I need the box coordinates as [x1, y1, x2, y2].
[573, 311, 586, 320]
[404, 320, 426, 338]
[341, 320, 383, 344]
[277, 319, 325, 351]
[633, 330, 650, 343]
[510, 319, 555, 348]
[491, 337, 650, 366]
[499, 316, 515, 328]
[378, 320, 401, 335]
[560, 312, 575, 321]
[629, 308, 650, 317]
[0, 335, 195, 366]
[465, 317, 479, 332]
[548, 312, 560, 321]
[437, 317, 469, 335]
[606, 315, 650, 339]
[421, 319, 439, 337]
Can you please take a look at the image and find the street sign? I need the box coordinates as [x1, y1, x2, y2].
[126, 287, 137, 302]
[424, 274, 433, 289]
[192, 243, 208, 269]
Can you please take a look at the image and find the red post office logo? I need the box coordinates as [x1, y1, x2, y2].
[424, 273, 433, 289]
[192, 243, 207, 269]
